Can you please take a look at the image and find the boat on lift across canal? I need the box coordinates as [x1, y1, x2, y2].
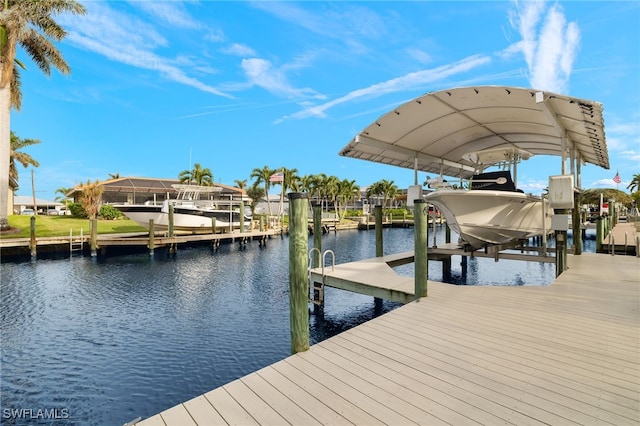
[114, 184, 251, 232]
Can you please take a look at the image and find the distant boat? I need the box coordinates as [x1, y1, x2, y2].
[114, 184, 251, 232]
[424, 149, 551, 249]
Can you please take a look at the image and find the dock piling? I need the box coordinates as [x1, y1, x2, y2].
[554, 209, 569, 276]
[148, 219, 155, 257]
[90, 219, 98, 257]
[313, 204, 322, 268]
[29, 216, 36, 259]
[374, 205, 383, 305]
[168, 205, 176, 255]
[375, 205, 383, 257]
[414, 199, 428, 298]
[288, 192, 309, 354]
[572, 192, 582, 255]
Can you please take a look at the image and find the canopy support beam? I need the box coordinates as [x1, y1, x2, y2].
[354, 134, 476, 175]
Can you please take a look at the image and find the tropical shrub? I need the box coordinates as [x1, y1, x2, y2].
[68, 203, 87, 218]
[99, 205, 122, 220]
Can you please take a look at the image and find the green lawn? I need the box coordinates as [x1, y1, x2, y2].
[2, 215, 146, 239]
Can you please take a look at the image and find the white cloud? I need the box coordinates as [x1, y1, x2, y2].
[406, 47, 433, 65]
[591, 178, 625, 188]
[252, 1, 385, 59]
[60, 2, 232, 98]
[517, 179, 548, 194]
[277, 54, 491, 123]
[622, 150, 640, 162]
[129, 1, 202, 29]
[204, 29, 225, 43]
[505, 0, 580, 93]
[253, 2, 384, 41]
[241, 58, 325, 99]
[604, 118, 640, 151]
[221, 43, 256, 57]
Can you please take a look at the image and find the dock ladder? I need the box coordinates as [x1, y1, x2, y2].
[70, 228, 84, 254]
[308, 248, 334, 305]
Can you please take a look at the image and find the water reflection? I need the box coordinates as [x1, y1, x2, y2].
[0, 226, 595, 425]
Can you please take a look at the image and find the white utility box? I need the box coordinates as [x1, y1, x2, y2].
[552, 214, 570, 231]
[406, 185, 423, 208]
[548, 175, 574, 209]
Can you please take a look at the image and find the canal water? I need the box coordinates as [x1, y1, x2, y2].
[0, 226, 595, 425]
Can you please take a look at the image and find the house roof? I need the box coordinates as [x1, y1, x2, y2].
[68, 177, 246, 196]
[339, 86, 609, 179]
[14, 196, 63, 207]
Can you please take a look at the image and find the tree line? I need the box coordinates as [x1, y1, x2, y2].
[177, 163, 399, 219]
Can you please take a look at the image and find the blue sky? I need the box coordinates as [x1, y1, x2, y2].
[11, 1, 640, 200]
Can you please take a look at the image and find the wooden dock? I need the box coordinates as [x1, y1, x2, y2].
[0, 229, 281, 257]
[135, 252, 640, 425]
[601, 222, 639, 255]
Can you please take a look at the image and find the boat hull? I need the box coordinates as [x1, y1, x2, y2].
[113, 204, 249, 232]
[113, 205, 163, 229]
[424, 190, 551, 250]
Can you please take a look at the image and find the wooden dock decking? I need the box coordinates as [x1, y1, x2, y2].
[136, 253, 640, 425]
[0, 229, 281, 256]
[310, 251, 417, 304]
[601, 222, 639, 255]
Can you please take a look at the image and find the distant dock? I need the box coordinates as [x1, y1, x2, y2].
[0, 229, 282, 259]
[134, 252, 640, 425]
[599, 221, 639, 255]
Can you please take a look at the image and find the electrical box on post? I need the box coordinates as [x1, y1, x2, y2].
[406, 185, 423, 208]
[548, 175, 574, 209]
[552, 214, 570, 231]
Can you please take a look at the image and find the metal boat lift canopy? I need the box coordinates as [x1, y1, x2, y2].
[339, 86, 609, 179]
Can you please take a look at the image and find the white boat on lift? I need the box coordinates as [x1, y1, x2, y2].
[114, 184, 251, 232]
[424, 148, 551, 250]
[339, 86, 610, 251]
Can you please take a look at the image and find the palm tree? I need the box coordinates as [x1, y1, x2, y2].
[0, 1, 86, 230]
[9, 131, 39, 185]
[234, 179, 247, 190]
[282, 167, 300, 193]
[108, 173, 121, 180]
[627, 173, 640, 193]
[367, 179, 398, 212]
[178, 163, 213, 186]
[250, 166, 274, 217]
[317, 174, 339, 211]
[55, 186, 71, 204]
[336, 179, 360, 219]
[300, 174, 318, 197]
[246, 184, 265, 220]
[78, 180, 103, 220]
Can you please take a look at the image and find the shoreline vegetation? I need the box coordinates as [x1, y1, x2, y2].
[1, 209, 416, 240]
[1, 215, 147, 239]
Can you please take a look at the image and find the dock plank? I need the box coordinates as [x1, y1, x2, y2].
[137, 253, 640, 426]
[182, 395, 227, 425]
[202, 388, 259, 426]
[137, 414, 165, 426]
[255, 365, 352, 425]
[159, 404, 197, 426]
[271, 358, 384, 425]
[295, 348, 439, 425]
[239, 371, 321, 426]
[223, 379, 288, 425]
